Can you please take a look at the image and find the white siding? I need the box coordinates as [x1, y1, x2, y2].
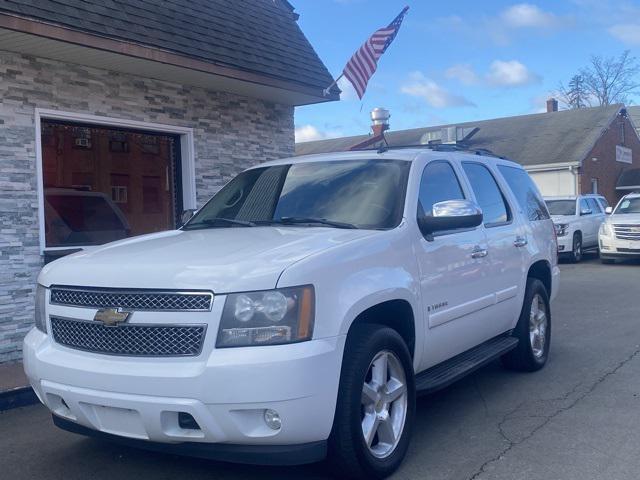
[527, 170, 577, 197]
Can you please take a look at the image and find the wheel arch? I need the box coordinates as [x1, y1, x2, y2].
[527, 259, 552, 295]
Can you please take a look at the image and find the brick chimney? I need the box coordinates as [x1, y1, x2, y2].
[349, 108, 390, 151]
[546, 98, 558, 113]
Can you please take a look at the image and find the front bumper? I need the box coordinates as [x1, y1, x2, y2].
[23, 328, 345, 463]
[599, 236, 640, 259]
[555, 235, 573, 253]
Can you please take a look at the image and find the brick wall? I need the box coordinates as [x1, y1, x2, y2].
[580, 114, 640, 204]
[0, 50, 294, 362]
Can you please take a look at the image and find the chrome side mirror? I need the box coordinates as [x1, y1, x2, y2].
[418, 199, 483, 239]
[605, 206, 613, 214]
[180, 209, 196, 226]
[580, 208, 592, 216]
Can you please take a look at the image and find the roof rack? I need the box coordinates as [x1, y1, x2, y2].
[358, 143, 503, 158]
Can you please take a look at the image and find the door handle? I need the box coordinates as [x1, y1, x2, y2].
[514, 236, 528, 248]
[471, 247, 488, 258]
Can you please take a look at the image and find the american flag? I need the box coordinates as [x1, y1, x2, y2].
[342, 6, 409, 99]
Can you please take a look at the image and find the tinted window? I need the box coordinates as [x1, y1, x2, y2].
[498, 165, 550, 221]
[580, 198, 592, 215]
[587, 198, 602, 213]
[598, 197, 610, 209]
[462, 162, 510, 226]
[417, 161, 465, 216]
[546, 199, 576, 216]
[186, 160, 410, 230]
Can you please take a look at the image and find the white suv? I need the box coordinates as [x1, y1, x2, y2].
[599, 192, 640, 264]
[544, 195, 608, 262]
[24, 148, 559, 479]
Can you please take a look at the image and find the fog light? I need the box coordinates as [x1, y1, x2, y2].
[264, 409, 281, 430]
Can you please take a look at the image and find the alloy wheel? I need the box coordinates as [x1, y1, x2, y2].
[529, 294, 548, 359]
[360, 350, 408, 459]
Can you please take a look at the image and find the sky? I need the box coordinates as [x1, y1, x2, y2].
[293, 0, 640, 143]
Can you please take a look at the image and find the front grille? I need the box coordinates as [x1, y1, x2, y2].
[50, 317, 206, 357]
[617, 248, 640, 253]
[614, 224, 640, 241]
[50, 287, 213, 311]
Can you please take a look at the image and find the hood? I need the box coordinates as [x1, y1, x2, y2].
[39, 227, 377, 292]
[610, 213, 640, 224]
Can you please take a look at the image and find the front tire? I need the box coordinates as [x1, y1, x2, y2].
[502, 278, 551, 372]
[327, 324, 415, 479]
[570, 232, 582, 263]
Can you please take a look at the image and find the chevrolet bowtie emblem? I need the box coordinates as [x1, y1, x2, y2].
[94, 308, 131, 327]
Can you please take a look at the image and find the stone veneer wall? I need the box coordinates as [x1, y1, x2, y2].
[0, 50, 294, 362]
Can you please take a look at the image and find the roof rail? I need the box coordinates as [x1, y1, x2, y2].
[366, 143, 503, 158]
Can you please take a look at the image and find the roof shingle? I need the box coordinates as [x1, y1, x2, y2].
[0, 0, 336, 93]
[296, 105, 624, 167]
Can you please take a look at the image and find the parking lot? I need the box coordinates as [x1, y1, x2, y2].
[2, 255, 639, 480]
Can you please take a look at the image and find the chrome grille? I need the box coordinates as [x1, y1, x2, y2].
[613, 224, 640, 241]
[50, 287, 213, 311]
[50, 317, 206, 357]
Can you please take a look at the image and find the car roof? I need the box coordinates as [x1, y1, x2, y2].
[544, 194, 604, 200]
[623, 192, 640, 199]
[255, 148, 523, 169]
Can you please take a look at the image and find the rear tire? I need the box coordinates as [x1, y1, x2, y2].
[327, 324, 415, 479]
[502, 278, 551, 372]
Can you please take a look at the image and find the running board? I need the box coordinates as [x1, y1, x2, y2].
[415, 335, 519, 395]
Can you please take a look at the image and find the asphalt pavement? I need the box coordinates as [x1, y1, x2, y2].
[2, 255, 640, 480]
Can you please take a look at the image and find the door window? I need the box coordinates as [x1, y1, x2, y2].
[462, 162, 510, 226]
[417, 161, 465, 216]
[580, 198, 592, 215]
[587, 198, 602, 214]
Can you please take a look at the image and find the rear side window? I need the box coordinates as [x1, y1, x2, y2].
[417, 161, 465, 216]
[497, 165, 550, 221]
[462, 162, 510, 226]
[580, 198, 592, 215]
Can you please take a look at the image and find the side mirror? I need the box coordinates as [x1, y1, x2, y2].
[605, 206, 613, 214]
[580, 208, 592, 216]
[180, 209, 196, 226]
[418, 199, 483, 239]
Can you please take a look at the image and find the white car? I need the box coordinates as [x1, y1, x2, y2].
[24, 148, 559, 479]
[599, 192, 640, 264]
[544, 195, 608, 262]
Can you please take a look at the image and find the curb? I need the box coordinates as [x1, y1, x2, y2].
[0, 386, 38, 411]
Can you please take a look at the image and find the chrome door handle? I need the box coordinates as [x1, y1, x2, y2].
[471, 247, 488, 258]
[514, 237, 528, 248]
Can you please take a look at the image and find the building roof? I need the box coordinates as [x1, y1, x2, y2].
[0, 0, 337, 99]
[617, 168, 640, 190]
[296, 105, 624, 167]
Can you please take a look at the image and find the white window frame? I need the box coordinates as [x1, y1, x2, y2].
[35, 108, 197, 254]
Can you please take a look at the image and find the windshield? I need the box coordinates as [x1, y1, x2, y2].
[545, 199, 576, 216]
[614, 197, 640, 214]
[184, 159, 410, 230]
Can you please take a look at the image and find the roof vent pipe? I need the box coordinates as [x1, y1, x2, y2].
[371, 107, 390, 136]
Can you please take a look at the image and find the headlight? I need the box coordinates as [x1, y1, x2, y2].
[554, 223, 569, 237]
[34, 284, 47, 333]
[600, 222, 612, 237]
[216, 286, 314, 348]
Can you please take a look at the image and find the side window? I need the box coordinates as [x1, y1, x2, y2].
[417, 161, 465, 216]
[597, 197, 609, 210]
[497, 165, 550, 221]
[587, 198, 602, 213]
[462, 162, 510, 226]
[580, 198, 592, 215]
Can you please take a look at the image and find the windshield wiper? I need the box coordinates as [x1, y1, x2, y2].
[268, 217, 358, 229]
[183, 217, 256, 229]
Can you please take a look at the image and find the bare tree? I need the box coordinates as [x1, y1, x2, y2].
[580, 50, 640, 106]
[557, 74, 591, 109]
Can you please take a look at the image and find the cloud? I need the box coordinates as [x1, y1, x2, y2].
[294, 125, 343, 143]
[486, 60, 541, 86]
[400, 72, 475, 108]
[445, 64, 480, 85]
[500, 3, 560, 29]
[608, 24, 640, 45]
[337, 76, 358, 101]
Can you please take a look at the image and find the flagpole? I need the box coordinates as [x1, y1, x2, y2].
[323, 73, 344, 97]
